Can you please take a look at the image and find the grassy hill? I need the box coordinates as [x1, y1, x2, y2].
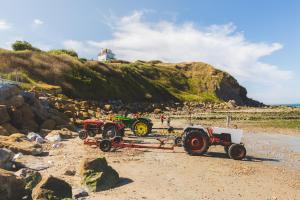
[0, 49, 261, 106]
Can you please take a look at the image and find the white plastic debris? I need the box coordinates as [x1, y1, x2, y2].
[27, 132, 44, 143]
[51, 143, 61, 148]
[12, 152, 23, 161]
[45, 134, 62, 142]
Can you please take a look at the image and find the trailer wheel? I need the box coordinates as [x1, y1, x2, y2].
[132, 120, 151, 137]
[228, 144, 246, 160]
[174, 136, 182, 147]
[182, 130, 209, 155]
[78, 130, 88, 140]
[102, 124, 117, 139]
[100, 140, 112, 152]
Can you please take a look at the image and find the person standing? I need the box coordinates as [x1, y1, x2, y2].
[167, 116, 171, 127]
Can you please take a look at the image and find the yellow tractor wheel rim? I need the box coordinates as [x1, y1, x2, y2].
[135, 122, 148, 136]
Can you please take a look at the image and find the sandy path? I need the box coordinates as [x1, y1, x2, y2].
[18, 125, 300, 200]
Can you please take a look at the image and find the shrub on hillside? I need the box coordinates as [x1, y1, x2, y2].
[48, 49, 78, 58]
[12, 40, 41, 52]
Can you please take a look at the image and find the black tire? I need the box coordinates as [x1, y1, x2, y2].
[102, 124, 117, 139]
[78, 130, 88, 140]
[182, 130, 209, 156]
[100, 140, 112, 152]
[174, 136, 183, 147]
[132, 120, 151, 137]
[224, 146, 230, 155]
[228, 144, 246, 160]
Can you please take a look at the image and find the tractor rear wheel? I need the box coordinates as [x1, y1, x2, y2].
[182, 130, 209, 156]
[224, 146, 230, 155]
[132, 120, 151, 137]
[228, 144, 246, 160]
[99, 140, 112, 152]
[102, 124, 117, 139]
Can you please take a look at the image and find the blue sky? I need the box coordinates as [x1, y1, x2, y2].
[0, 0, 299, 104]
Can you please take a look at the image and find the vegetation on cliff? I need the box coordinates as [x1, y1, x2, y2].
[0, 48, 261, 106]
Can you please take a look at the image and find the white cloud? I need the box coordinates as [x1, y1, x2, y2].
[62, 11, 295, 103]
[0, 20, 11, 30]
[33, 19, 44, 25]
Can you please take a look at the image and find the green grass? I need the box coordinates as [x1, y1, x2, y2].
[0, 49, 255, 104]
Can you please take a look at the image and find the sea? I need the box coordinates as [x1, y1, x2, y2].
[286, 104, 300, 107]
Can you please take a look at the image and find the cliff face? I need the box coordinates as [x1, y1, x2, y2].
[0, 49, 262, 106]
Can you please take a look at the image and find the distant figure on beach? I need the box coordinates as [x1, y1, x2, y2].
[160, 114, 166, 125]
[167, 116, 171, 126]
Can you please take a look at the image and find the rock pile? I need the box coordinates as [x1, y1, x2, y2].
[0, 85, 72, 136]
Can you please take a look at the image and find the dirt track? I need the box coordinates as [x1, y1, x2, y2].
[18, 122, 300, 200]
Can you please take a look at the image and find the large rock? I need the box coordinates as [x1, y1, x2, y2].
[40, 119, 56, 131]
[0, 134, 43, 155]
[0, 85, 21, 101]
[0, 168, 26, 200]
[0, 123, 19, 136]
[21, 118, 39, 133]
[32, 175, 72, 200]
[46, 128, 74, 140]
[15, 168, 42, 191]
[6, 95, 24, 108]
[79, 157, 119, 192]
[0, 105, 10, 125]
[0, 148, 15, 170]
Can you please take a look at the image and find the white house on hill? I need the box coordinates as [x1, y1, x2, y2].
[97, 48, 115, 61]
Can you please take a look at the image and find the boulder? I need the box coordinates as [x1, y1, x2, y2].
[0, 148, 15, 170]
[40, 119, 56, 131]
[21, 118, 39, 133]
[0, 123, 19, 136]
[104, 104, 112, 111]
[0, 168, 26, 200]
[153, 108, 161, 114]
[79, 157, 119, 192]
[19, 103, 35, 119]
[15, 168, 42, 191]
[9, 108, 23, 129]
[7, 95, 24, 108]
[0, 105, 10, 125]
[0, 134, 43, 155]
[0, 85, 21, 101]
[45, 128, 74, 140]
[32, 175, 72, 200]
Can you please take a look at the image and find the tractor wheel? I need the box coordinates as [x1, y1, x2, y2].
[99, 140, 112, 152]
[174, 136, 183, 147]
[132, 120, 151, 137]
[182, 130, 209, 156]
[102, 124, 117, 139]
[78, 130, 88, 140]
[228, 144, 246, 160]
[224, 146, 230, 155]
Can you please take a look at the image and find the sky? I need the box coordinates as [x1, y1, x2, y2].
[0, 0, 299, 104]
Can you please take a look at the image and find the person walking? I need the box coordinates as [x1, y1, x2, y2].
[167, 116, 171, 127]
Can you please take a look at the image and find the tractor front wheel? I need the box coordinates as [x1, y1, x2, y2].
[182, 130, 209, 156]
[228, 144, 246, 160]
[79, 130, 88, 140]
[132, 120, 151, 137]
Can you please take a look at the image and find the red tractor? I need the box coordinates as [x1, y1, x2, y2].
[78, 119, 125, 140]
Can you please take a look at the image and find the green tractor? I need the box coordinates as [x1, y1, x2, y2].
[113, 115, 153, 137]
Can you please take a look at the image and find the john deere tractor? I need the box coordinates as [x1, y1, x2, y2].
[113, 115, 153, 136]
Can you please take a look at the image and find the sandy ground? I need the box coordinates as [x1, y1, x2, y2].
[17, 120, 300, 200]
